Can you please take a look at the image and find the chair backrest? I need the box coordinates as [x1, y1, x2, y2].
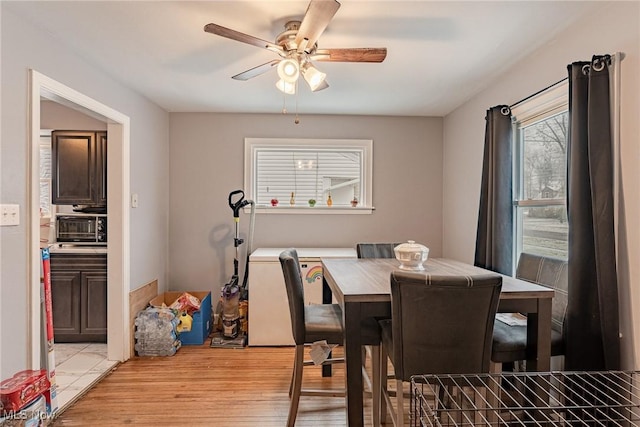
[356, 243, 401, 259]
[516, 253, 568, 335]
[389, 271, 502, 381]
[279, 248, 306, 345]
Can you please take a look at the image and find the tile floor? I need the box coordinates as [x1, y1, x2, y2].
[53, 343, 118, 410]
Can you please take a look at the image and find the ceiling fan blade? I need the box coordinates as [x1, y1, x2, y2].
[231, 60, 280, 81]
[295, 0, 340, 52]
[312, 48, 387, 63]
[204, 23, 284, 56]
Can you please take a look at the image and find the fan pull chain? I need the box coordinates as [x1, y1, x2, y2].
[279, 80, 300, 124]
[294, 79, 300, 124]
[281, 90, 287, 115]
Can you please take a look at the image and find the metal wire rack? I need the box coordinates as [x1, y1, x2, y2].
[410, 371, 640, 426]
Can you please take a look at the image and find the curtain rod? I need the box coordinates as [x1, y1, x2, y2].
[509, 77, 567, 110]
[509, 52, 625, 110]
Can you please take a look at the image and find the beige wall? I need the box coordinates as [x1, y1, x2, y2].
[168, 113, 443, 293]
[442, 2, 639, 368]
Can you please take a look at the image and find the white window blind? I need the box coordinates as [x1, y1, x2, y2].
[245, 138, 373, 211]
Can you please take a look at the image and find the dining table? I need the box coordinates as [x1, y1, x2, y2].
[321, 257, 555, 427]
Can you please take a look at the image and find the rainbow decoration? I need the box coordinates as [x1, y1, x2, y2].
[305, 265, 323, 283]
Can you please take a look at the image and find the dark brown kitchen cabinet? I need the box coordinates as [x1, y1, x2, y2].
[50, 253, 107, 342]
[51, 130, 107, 206]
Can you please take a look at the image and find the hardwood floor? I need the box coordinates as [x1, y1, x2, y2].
[51, 345, 378, 426]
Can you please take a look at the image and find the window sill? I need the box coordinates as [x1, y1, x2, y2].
[244, 205, 374, 215]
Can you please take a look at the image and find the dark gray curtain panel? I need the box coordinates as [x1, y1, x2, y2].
[474, 106, 513, 275]
[565, 55, 620, 370]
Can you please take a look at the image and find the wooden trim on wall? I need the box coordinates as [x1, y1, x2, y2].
[128, 280, 158, 358]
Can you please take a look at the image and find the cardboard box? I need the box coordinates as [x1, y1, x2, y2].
[149, 291, 212, 345]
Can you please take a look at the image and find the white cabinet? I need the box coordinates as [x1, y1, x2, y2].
[248, 248, 356, 346]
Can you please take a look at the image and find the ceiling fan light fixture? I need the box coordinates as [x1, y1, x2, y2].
[205, 0, 388, 102]
[302, 63, 327, 91]
[276, 79, 296, 95]
[312, 79, 329, 92]
[302, 63, 327, 92]
[277, 58, 300, 83]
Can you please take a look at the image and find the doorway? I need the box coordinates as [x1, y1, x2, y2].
[28, 71, 131, 374]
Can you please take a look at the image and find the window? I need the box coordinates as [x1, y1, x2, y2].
[244, 138, 373, 213]
[512, 81, 568, 261]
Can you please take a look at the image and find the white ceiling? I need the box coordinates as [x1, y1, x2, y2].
[6, 1, 603, 116]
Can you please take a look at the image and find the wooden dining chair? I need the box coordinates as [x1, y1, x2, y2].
[379, 271, 503, 426]
[279, 248, 382, 426]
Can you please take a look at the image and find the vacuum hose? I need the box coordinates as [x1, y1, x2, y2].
[241, 200, 255, 292]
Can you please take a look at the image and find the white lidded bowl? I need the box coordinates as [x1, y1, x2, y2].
[394, 240, 429, 271]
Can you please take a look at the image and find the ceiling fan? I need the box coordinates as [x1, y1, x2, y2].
[204, 0, 387, 94]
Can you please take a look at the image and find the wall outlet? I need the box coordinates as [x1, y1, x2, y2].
[0, 204, 20, 226]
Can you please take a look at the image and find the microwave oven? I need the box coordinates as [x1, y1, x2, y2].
[56, 214, 107, 244]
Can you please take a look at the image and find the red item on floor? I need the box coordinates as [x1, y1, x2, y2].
[0, 369, 50, 413]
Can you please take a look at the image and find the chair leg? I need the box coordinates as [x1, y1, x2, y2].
[362, 346, 373, 394]
[380, 345, 389, 424]
[287, 345, 305, 427]
[379, 344, 408, 427]
[487, 361, 502, 425]
[362, 346, 368, 368]
[288, 360, 294, 398]
[395, 379, 404, 427]
[371, 345, 381, 427]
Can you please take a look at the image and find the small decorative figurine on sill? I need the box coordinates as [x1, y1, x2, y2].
[351, 185, 358, 207]
[308, 199, 316, 207]
[289, 192, 295, 206]
[326, 193, 333, 207]
[270, 198, 279, 207]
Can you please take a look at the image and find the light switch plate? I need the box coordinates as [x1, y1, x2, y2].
[131, 193, 139, 208]
[0, 204, 20, 226]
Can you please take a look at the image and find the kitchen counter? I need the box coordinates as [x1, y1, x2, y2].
[48, 244, 108, 254]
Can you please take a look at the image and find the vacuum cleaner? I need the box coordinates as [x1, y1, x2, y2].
[220, 190, 255, 340]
